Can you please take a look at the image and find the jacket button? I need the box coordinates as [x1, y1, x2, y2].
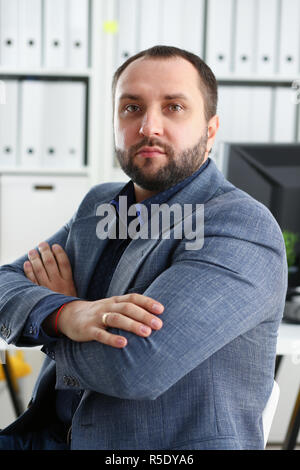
[1, 325, 10, 338]
[63, 375, 70, 386]
[63, 376, 79, 387]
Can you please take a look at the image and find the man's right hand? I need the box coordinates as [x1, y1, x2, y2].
[52, 294, 164, 348]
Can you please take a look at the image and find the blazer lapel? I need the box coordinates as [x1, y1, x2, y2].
[106, 159, 226, 296]
[66, 189, 122, 298]
[68, 216, 115, 298]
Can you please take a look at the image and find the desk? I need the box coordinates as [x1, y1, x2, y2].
[276, 323, 300, 357]
[276, 322, 300, 450]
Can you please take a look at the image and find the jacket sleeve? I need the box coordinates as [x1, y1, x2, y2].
[0, 215, 76, 346]
[53, 197, 288, 400]
[21, 294, 79, 346]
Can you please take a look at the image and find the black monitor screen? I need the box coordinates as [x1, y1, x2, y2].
[222, 143, 300, 259]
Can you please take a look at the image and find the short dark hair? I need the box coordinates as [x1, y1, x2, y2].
[112, 45, 218, 122]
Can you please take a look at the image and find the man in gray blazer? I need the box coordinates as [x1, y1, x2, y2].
[0, 46, 287, 450]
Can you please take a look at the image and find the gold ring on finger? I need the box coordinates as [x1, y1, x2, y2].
[102, 312, 111, 328]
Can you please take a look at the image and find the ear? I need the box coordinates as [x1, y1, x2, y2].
[205, 114, 219, 158]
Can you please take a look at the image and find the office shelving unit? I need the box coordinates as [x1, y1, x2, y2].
[99, 0, 300, 173]
[1, 0, 299, 184]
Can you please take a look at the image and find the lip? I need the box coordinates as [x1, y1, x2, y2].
[136, 146, 166, 157]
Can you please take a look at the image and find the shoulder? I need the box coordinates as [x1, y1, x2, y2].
[205, 184, 284, 247]
[75, 182, 126, 219]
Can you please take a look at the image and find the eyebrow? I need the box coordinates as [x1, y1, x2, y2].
[119, 93, 189, 101]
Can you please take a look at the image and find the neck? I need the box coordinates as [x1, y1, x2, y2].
[133, 183, 159, 203]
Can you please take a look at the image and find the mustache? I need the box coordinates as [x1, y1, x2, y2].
[131, 138, 174, 156]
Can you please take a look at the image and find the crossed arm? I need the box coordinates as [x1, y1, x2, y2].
[21, 205, 286, 400]
[23, 241, 164, 348]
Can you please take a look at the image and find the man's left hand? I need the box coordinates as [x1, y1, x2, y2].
[24, 242, 77, 297]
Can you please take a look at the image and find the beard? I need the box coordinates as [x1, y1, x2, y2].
[114, 131, 208, 192]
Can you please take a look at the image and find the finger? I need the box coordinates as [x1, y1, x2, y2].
[104, 296, 164, 331]
[91, 327, 127, 348]
[27, 249, 50, 285]
[117, 293, 164, 315]
[51, 244, 73, 281]
[23, 261, 39, 285]
[110, 294, 164, 331]
[100, 310, 161, 338]
[37, 241, 60, 281]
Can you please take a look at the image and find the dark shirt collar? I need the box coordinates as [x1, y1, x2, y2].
[111, 158, 210, 226]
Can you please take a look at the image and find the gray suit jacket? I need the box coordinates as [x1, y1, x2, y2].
[0, 159, 287, 449]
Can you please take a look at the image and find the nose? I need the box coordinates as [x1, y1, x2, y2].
[139, 110, 164, 137]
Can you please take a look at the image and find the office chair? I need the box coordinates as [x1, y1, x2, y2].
[262, 380, 280, 448]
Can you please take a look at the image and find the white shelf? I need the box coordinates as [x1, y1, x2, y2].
[0, 166, 91, 175]
[216, 74, 300, 83]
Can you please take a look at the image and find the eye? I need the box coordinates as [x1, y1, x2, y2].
[168, 104, 183, 112]
[124, 104, 140, 113]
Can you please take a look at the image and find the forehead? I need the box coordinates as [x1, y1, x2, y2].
[115, 57, 203, 103]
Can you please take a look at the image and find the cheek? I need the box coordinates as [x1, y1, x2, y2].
[174, 121, 205, 150]
[114, 121, 137, 149]
[170, 126, 192, 153]
[114, 124, 126, 149]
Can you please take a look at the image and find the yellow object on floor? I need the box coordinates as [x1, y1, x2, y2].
[0, 351, 32, 381]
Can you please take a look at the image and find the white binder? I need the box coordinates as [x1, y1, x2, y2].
[19, 80, 44, 168]
[214, 85, 235, 145]
[20, 80, 86, 169]
[247, 87, 272, 141]
[63, 82, 86, 168]
[212, 85, 234, 167]
[139, 0, 204, 57]
[256, 0, 278, 76]
[42, 81, 86, 169]
[161, 0, 183, 48]
[216, 86, 272, 143]
[278, 0, 300, 75]
[273, 88, 296, 142]
[42, 82, 65, 168]
[66, 0, 89, 68]
[44, 0, 67, 68]
[116, 0, 138, 67]
[0, 80, 5, 104]
[0, 80, 18, 167]
[139, 0, 161, 51]
[223, 87, 248, 141]
[231, 87, 271, 141]
[0, 0, 19, 67]
[234, 0, 256, 75]
[181, 0, 205, 57]
[206, 0, 234, 76]
[19, 0, 42, 68]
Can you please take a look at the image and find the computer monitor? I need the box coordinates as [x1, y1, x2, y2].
[221, 142, 300, 260]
